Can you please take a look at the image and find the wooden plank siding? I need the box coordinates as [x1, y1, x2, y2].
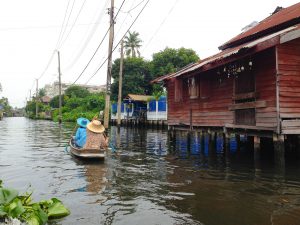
[278, 38, 300, 118]
[277, 37, 300, 134]
[167, 48, 278, 131]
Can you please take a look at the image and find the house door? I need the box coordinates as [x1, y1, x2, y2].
[234, 70, 256, 125]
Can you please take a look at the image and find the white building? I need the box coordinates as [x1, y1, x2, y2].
[44, 82, 106, 98]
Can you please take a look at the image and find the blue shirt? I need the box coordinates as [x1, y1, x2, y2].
[75, 127, 87, 148]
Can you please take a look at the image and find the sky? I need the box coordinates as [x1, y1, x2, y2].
[0, 0, 299, 108]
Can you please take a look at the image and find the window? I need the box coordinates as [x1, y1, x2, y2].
[188, 77, 199, 99]
[174, 78, 183, 102]
[199, 77, 211, 99]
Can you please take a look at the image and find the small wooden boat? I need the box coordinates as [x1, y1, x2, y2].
[69, 137, 106, 159]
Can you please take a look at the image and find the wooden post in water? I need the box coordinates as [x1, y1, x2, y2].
[57, 50, 62, 124]
[235, 134, 241, 152]
[103, 0, 115, 128]
[117, 39, 124, 127]
[273, 134, 285, 169]
[35, 79, 38, 118]
[253, 136, 261, 177]
[254, 136, 260, 151]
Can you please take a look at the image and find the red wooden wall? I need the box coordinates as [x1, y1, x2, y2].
[277, 38, 300, 118]
[166, 48, 278, 130]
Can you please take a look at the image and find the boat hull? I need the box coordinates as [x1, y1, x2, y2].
[69, 138, 106, 159]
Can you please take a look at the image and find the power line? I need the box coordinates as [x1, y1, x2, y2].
[38, 51, 56, 80]
[63, 0, 110, 71]
[85, 0, 150, 85]
[142, 0, 179, 53]
[58, 0, 87, 49]
[55, 0, 72, 49]
[72, 0, 127, 84]
[57, 0, 76, 49]
[115, 0, 137, 38]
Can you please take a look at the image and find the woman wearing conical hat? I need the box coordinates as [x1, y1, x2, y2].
[84, 119, 109, 149]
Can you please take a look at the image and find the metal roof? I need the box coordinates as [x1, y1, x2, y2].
[219, 2, 300, 50]
[152, 25, 300, 83]
[125, 94, 152, 102]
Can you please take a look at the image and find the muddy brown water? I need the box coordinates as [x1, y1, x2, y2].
[1, 117, 300, 225]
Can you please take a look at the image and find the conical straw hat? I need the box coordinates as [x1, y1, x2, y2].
[87, 120, 105, 133]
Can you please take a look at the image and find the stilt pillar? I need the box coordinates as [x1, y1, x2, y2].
[273, 134, 285, 170]
[235, 134, 241, 152]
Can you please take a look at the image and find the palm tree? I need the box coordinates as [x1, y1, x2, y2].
[124, 31, 142, 57]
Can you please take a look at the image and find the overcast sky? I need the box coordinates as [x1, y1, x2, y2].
[0, 0, 299, 107]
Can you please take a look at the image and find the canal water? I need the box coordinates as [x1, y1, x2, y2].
[1, 117, 300, 225]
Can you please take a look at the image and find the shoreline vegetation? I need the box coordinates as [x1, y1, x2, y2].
[24, 47, 199, 123]
[0, 180, 70, 225]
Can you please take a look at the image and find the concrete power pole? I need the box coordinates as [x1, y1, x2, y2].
[35, 79, 38, 118]
[103, 0, 114, 128]
[117, 39, 124, 126]
[57, 50, 62, 124]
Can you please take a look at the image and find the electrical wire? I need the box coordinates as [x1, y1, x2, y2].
[58, 0, 87, 49]
[37, 51, 56, 80]
[57, 0, 76, 49]
[72, 0, 127, 84]
[142, 0, 179, 53]
[63, 0, 109, 71]
[84, 0, 150, 85]
[55, 0, 72, 49]
[115, 0, 137, 39]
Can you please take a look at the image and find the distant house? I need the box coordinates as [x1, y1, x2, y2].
[41, 96, 51, 105]
[111, 94, 167, 121]
[152, 3, 300, 137]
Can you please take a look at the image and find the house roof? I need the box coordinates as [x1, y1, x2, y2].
[219, 2, 300, 50]
[125, 94, 152, 102]
[152, 24, 300, 83]
[41, 96, 51, 103]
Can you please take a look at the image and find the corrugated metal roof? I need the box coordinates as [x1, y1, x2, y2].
[219, 2, 300, 50]
[126, 94, 152, 102]
[152, 25, 300, 83]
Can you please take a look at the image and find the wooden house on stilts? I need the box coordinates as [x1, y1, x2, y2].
[152, 3, 300, 158]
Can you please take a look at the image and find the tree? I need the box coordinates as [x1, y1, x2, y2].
[0, 97, 13, 116]
[64, 85, 90, 98]
[150, 47, 199, 79]
[124, 31, 142, 58]
[38, 88, 46, 97]
[111, 57, 151, 101]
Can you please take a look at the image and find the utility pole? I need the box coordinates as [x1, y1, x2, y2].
[117, 39, 124, 126]
[57, 50, 62, 124]
[35, 79, 38, 118]
[103, 0, 114, 128]
[29, 90, 31, 101]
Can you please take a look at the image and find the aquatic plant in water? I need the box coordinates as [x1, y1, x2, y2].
[0, 180, 70, 225]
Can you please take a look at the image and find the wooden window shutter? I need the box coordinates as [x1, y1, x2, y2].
[199, 77, 210, 99]
[188, 77, 199, 99]
[174, 78, 183, 102]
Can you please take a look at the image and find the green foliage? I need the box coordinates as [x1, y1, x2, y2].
[50, 95, 67, 108]
[0, 181, 70, 225]
[111, 47, 199, 100]
[150, 47, 199, 78]
[38, 88, 46, 97]
[111, 57, 152, 101]
[124, 31, 142, 58]
[51, 92, 105, 122]
[0, 97, 13, 116]
[64, 85, 90, 98]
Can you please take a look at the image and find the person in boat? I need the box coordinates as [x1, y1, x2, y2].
[74, 117, 90, 148]
[84, 119, 109, 149]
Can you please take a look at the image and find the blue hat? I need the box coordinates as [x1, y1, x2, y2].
[77, 117, 90, 128]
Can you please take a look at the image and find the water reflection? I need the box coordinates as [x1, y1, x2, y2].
[1, 118, 300, 225]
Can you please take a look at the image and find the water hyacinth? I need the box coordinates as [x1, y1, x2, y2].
[0, 180, 70, 225]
